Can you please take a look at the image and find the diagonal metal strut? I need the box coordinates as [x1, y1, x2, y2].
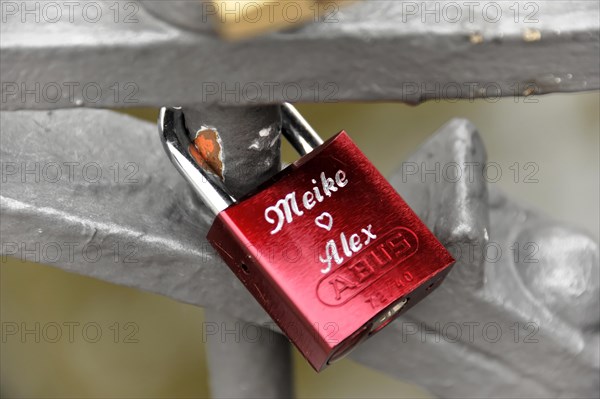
[1, 108, 597, 398]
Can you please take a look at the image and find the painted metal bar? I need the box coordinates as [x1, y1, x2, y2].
[1, 1, 598, 110]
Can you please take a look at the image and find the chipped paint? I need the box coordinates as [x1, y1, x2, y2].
[191, 126, 225, 180]
[522, 85, 537, 96]
[523, 28, 542, 42]
[469, 32, 484, 44]
[248, 126, 277, 151]
[269, 135, 279, 148]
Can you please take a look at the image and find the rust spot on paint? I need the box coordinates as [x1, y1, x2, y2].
[523, 28, 541, 42]
[188, 143, 211, 171]
[522, 85, 537, 96]
[469, 32, 484, 44]
[191, 128, 224, 180]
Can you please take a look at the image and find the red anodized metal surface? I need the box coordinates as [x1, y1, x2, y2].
[207, 131, 455, 371]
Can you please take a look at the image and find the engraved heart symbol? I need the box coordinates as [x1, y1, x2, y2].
[315, 212, 333, 231]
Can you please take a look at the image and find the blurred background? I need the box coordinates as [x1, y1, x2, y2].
[1, 92, 598, 398]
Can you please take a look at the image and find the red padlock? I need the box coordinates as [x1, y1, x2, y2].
[160, 104, 454, 371]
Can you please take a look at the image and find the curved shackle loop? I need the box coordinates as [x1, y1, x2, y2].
[281, 103, 324, 156]
[159, 104, 324, 215]
[159, 107, 235, 215]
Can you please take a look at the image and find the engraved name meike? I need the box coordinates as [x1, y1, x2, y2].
[264, 170, 348, 234]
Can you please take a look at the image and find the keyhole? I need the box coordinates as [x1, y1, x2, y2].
[240, 263, 250, 275]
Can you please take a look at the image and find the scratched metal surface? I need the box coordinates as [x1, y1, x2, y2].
[1, 0, 599, 109]
[1, 109, 597, 398]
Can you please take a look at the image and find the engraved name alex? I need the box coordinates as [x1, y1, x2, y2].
[263, 169, 376, 274]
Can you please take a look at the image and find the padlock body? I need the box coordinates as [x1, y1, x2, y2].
[207, 131, 454, 371]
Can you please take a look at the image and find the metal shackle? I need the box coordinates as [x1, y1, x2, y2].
[280, 103, 324, 156]
[159, 103, 324, 215]
[159, 107, 235, 215]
